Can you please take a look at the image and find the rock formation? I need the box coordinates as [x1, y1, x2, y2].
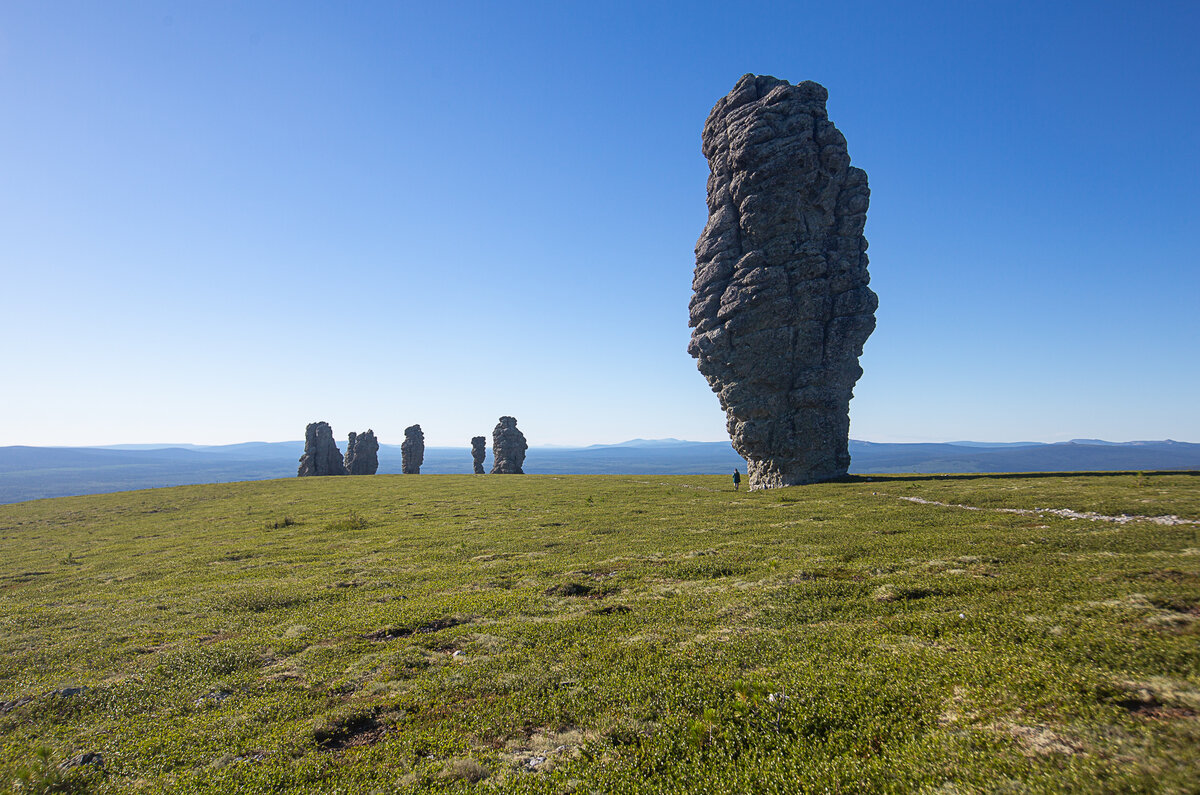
[344, 429, 380, 475]
[490, 416, 527, 474]
[688, 75, 877, 489]
[297, 421, 346, 476]
[471, 436, 487, 474]
[401, 425, 425, 474]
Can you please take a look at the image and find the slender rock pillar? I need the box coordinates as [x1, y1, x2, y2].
[401, 425, 425, 475]
[471, 436, 487, 474]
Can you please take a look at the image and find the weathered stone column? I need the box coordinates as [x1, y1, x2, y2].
[401, 425, 424, 474]
[344, 429, 380, 475]
[471, 436, 487, 474]
[297, 421, 346, 476]
[688, 75, 876, 489]
[489, 417, 527, 474]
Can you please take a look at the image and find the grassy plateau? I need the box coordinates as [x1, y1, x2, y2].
[1, 472, 1198, 793]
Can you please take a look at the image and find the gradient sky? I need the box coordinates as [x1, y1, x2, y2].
[2, 0, 1197, 447]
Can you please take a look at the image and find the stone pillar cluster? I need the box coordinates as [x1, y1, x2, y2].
[298, 420, 528, 477]
[298, 422, 378, 476]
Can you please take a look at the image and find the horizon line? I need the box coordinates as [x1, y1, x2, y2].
[9, 436, 1197, 450]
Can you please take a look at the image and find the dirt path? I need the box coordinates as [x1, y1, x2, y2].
[895, 495, 1198, 526]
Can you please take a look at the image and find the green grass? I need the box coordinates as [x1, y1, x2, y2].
[1, 472, 1198, 793]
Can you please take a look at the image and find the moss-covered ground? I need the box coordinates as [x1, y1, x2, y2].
[1, 472, 1197, 793]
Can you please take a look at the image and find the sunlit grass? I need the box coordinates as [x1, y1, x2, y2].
[1, 473, 1197, 792]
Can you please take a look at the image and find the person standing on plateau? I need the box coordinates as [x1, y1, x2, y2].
[733, 469, 741, 491]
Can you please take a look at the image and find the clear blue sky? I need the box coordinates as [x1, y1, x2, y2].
[2, 1, 1197, 447]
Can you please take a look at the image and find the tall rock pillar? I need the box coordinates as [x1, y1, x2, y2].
[401, 425, 425, 474]
[688, 75, 876, 489]
[471, 436, 487, 474]
[344, 429, 380, 475]
[298, 421, 346, 476]
[490, 417, 527, 474]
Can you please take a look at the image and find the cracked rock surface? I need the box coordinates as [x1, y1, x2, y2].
[298, 421, 346, 476]
[490, 417, 527, 475]
[688, 74, 876, 489]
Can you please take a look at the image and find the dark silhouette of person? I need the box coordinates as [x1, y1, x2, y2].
[733, 469, 741, 491]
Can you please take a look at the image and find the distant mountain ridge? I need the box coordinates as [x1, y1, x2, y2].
[0, 438, 1196, 504]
